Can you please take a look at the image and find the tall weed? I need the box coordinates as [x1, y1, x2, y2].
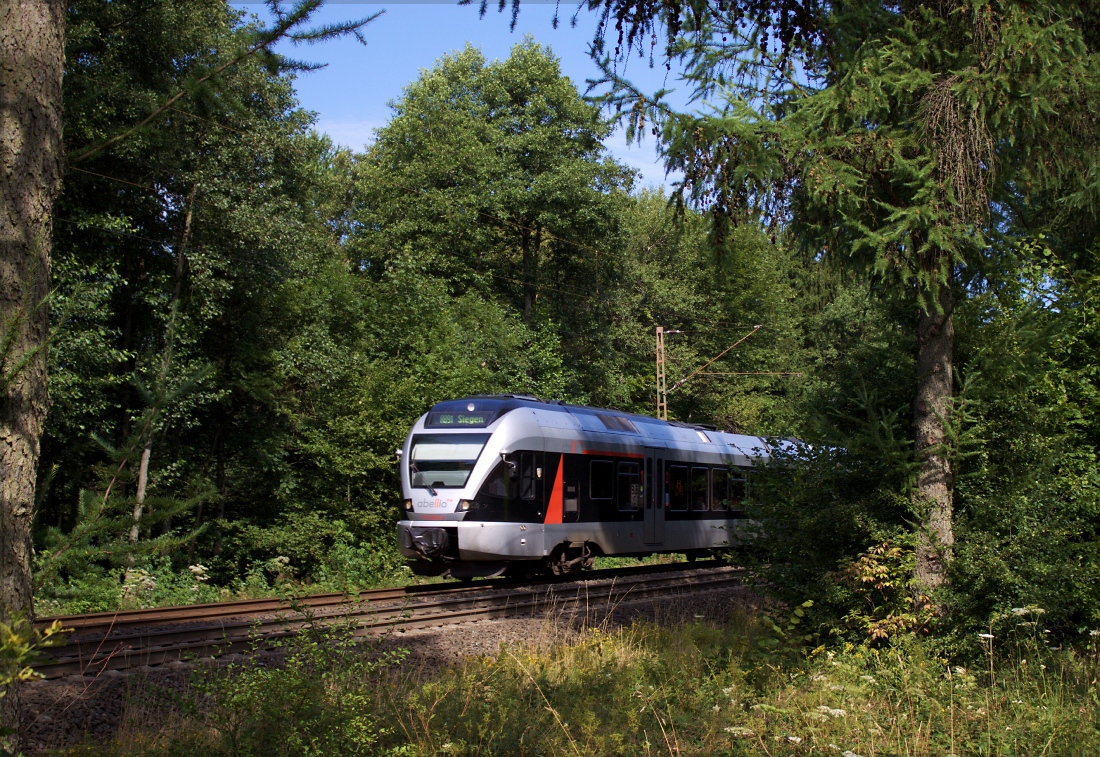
[63, 606, 1100, 756]
[170, 620, 405, 756]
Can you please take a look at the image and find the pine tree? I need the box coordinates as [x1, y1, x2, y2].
[584, 0, 1100, 609]
[0, 1, 65, 747]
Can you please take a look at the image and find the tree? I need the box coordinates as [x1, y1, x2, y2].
[355, 39, 807, 429]
[0, 0, 65, 746]
[3, 2, 375, 741]
[33, 0, 380, 579]
[356, 40, 632, 325]
[574, 0, 1100, 610]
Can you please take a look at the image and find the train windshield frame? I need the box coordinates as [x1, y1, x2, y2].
[409, 433, 491, 489]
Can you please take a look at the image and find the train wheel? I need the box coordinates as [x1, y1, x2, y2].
[547, 543, 593, 575]
[550, 550, 571, 576]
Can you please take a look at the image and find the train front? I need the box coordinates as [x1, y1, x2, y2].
[396, 396, 545, 578]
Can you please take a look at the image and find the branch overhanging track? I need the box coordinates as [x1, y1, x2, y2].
[35, 562, 750, 679]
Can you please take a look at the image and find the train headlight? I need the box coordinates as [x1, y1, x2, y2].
[404, 499, 413, 511]
[459, 500, 472, 511]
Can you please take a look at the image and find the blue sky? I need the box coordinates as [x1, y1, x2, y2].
[234, 2, 688, 189]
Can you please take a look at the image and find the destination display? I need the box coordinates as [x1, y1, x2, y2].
[426, 411, 490, 427]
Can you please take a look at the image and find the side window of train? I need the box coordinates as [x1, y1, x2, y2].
[730, 470, 747, 516]
[590, 460, 614, 500]
[690, 467, 709, 511]
[617, 462, 642, 511]
[711, 469, 729, 510]
[481, 460, 511, 499]
[668, 465, 688, 511]
[519, 453, 536, 500]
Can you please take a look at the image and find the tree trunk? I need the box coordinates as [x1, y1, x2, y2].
[0, 0, 65, 748]
[912, 279, 955, 609]
[154, 184, 195, 539]
[521, 226, 533, 321]
[129, 440, 152, 547]
[212, 426, 226, 556]
[521, 223, 542, 323]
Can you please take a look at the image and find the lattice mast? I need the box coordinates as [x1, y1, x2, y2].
[655, 326, 668, 420]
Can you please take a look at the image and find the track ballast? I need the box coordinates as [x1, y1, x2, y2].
[35, 562, 747, 679]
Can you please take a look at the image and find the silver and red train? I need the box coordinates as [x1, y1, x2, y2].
[396, 395, 771, 578]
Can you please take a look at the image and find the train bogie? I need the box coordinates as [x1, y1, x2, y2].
[397, 395, 769, 577]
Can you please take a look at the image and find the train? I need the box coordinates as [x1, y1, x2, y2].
[396, 394, 773, 578]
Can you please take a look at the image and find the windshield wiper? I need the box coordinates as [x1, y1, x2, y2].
[408, 462, 437, 496]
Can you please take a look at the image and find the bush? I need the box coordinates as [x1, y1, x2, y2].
[169, 619, 407, 757]
[35, 559, 226, 616]
[62, 605, 1100, 756]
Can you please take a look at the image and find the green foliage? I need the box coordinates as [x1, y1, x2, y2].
[80, 615, 1100, 756]
[743, 240, 1100, 648]
[34, 559, 230, 617]
[39, 6, 812, 605]
[356, 39, 629, 292]
[836, 541, 928, 642]
[42, 0, 389, 591]
[593, 0, 1100, 634]
[944, 257, 1100, 647]
[167, 621, 406, 757]
[34, 365, 212, 595]
[30, 0, 1100, 657]
[1, 616, 65, 755]
[755, 600, 817, 662]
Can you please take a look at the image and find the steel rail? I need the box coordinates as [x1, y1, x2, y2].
[36, 560, 729, 634]
[38, 566, 748, 679]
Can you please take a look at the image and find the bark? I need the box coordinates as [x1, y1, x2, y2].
[912, 279, 955, 608]
[212, 428, 226, 556]
[128, 440, 152, 547]
[153, 184, 195, 539]
[521, 223, 542, 322]
[521, 226, 533, 321]
[0, 0, 65, 748]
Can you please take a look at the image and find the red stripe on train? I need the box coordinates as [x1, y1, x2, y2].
[544, 454, 564, 524]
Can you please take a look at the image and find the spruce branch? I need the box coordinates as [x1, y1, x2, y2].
[70, 0, 381, 164]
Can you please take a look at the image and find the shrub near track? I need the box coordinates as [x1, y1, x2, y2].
[65, 607, 1100, 756]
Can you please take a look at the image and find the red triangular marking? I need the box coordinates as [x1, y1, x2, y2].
[544, 454, 564, 524]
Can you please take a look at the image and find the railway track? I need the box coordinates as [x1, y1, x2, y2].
[36, 562, 748, 679]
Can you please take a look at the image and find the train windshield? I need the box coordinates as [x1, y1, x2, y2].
[409, 434, 491, 489]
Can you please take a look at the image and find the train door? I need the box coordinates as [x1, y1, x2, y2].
[643, 448, 665, 545]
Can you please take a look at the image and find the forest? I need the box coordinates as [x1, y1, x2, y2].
[27, 0, 817, 613]
[2, 0, 1099, 753]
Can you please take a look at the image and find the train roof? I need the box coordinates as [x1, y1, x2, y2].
[423, 395, 776, 456]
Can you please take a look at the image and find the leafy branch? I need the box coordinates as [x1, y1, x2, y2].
[70, 0, 382, 164]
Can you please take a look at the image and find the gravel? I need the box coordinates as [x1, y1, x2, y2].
[19, 570, 762, 753]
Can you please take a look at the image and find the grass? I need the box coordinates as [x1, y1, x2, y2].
[52, 601, 1100, 756]
[36, 552, 696, 617]
[33, 556, 437, 617]
[590, 553, 692, 571]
